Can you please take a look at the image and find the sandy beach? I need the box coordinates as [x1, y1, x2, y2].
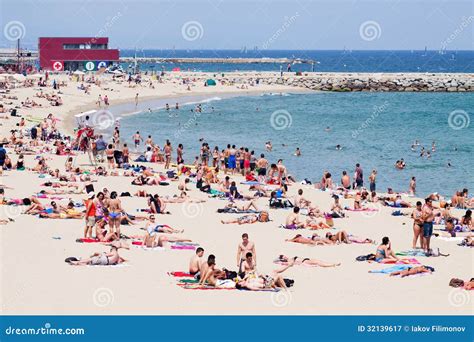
[0, 71, 472, 316]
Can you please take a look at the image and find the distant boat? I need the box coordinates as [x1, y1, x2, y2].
[422, 46, 427, 56]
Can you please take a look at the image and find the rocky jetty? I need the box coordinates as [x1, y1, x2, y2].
[257, 73, 474, 92]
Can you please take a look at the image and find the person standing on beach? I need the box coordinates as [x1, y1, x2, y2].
[177, 144, 184, 165]
[164, 140, 172, 169]
[135, 93, 139, 107]
[354, 163, 364, 189]
[237, 233, 256, 271]
[228, 145, 237, 175]
[256, 154, 268, 184]
[409, 176, 416, 195]
[422, 197, 435, 254]
[411, 201, 423, 249]
[369, 169, 377, 192]
[341, 171, 351, 190]
[132, 131, 143, 152]
[84, 192, 96, 239]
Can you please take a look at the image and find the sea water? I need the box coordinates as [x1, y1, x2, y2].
[120, 49, 474, 73]
[119, 91, 473, 197]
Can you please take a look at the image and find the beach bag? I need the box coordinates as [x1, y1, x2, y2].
[449, 278, 465, 288]
[391, 210, 403, 216]
[284, 278, 294, 288]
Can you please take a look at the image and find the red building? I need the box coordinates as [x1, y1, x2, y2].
[38, 37, 119, 71]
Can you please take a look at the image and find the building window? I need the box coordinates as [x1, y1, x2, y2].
[63, 43, 108, 50]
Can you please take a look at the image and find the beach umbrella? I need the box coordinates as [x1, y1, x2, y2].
[206, 79, 217, 86]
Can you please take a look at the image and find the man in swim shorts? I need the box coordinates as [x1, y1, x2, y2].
[422, 197, 435, 254]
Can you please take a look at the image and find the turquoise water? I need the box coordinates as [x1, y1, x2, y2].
[120, 92, 473, 197]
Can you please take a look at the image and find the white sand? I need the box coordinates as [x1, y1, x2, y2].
[0, 72, 472, 315]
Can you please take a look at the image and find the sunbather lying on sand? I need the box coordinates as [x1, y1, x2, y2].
[67, 241, 129, 266]
[285, 234, 332, 246]
[325, 231, 374, 244]
[142, 231, 191, 248]
[145, 215, 183, 234]
[221, 211, 269, 225]
[236, 262, 294, 291]
[275, 255, 340, 267]
[389, 265, 434, 277]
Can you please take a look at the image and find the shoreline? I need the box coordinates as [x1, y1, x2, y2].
[62, 87, 313, 135]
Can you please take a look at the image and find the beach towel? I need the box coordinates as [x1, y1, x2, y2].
[345, 207, 379, 212]
[181, 285, 235, 290]
[76, 238, 101, 243]
[396, 250, 427, 257]
[379, 258, 421, 264]
[217, 208, 259, 214]
[169, 271, 194, 278]
[369, 265, 412, 274]
[171, 245, 196, 250]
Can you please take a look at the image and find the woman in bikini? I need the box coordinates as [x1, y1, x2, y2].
[375, 237, 399, 263]
[236, 262, 294, 291]
[95, 209, 119, 242]
[106, 191, 123, 237]
[105, 144, 115, 169]
[69, 241, 129, 266]
[286, 234, 332, 246]
[390, 265, 434, 277]
[411, 201, 424, 249]
[221, 211, 270, 225]
[276, 255, 340, 267]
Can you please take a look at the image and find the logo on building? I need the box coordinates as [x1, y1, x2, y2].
[52, 61, 63, 71]
[97, 61, 107, 69]
[84, 61, 96, 71]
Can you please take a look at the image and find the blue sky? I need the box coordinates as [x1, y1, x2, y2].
[1, 0, 473, 50]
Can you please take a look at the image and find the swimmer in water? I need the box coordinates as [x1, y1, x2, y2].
[336, 144, 342, 150]
[165, 103, 170, 110]
[447, 161, 452, 168]
[265, 141, 272, 152]
[431, 141, 436, 152]
[294, 148, 301, 156]
[325, 126, 331, 132]
[175, 102, 179, 110]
